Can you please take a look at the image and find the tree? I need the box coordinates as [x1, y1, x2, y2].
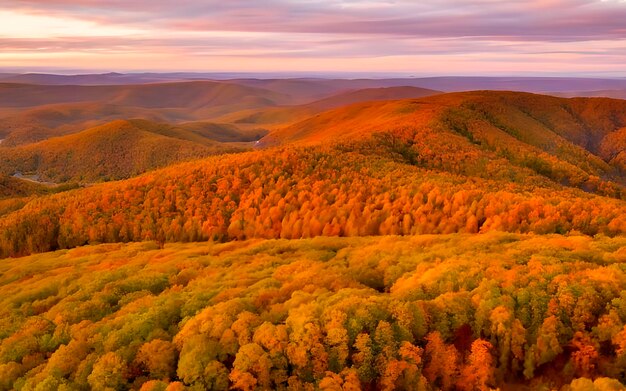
[380, 341, 424, 391]
[352, 333, 375, 384]
[139, 380, 168, 391]
[535, 315, 563, 366]
[423, 332, 460, 390]
[135, 339, 177, 380]
[571, 332, 598, 378]
[87, 352, 127, 391]
[459, 339, 495, 391]
[231, 343, 273, 389]
[203, 361, 229, 391]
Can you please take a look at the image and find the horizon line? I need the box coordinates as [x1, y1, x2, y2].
[2, 69, 626, 80]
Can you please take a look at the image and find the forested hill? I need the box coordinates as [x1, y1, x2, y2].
[0, 119, 247, 183]
[264, 91, 626, 194]
[1, 234, 625, 390]
[0, 143, 624, 258]
[0, 87, 625, 390]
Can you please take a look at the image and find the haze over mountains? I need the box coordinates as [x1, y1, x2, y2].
[3, 72, 626, 92]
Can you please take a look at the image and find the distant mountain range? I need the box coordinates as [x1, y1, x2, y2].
[3, 72, 626, 97]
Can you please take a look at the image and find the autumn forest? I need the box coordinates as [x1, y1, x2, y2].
[0, 70, 626, 391]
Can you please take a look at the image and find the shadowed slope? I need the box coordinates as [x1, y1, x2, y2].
[176, 122, 268, 143]
[214, 86, 441, 129]
[0, 119, 245, 182]
[0, 174, 49, 199]
[306, 86, 441, 110]
[0, 81, 289, 109]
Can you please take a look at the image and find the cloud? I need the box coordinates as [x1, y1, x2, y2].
[6, 0, 626, 41]
[0, 0, 625, 74]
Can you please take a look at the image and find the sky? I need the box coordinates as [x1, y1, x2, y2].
[1, 0, 626, 76]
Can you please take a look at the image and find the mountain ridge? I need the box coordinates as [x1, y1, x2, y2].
[0, 119, 247, 182]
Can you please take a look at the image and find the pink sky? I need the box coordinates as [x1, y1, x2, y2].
[1, 0, 626, 75]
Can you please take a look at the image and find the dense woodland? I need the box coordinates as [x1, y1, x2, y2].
[267, 92, 626, 198]
[0, 88, 625, 390]
[1, 234, 626, 390]
[0, 143, 624, 258]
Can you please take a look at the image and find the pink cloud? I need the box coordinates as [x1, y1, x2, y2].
[1, 0, 626, 74]
[6, 0, 626, 41]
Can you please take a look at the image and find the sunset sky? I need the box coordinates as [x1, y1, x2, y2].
[2, 0, 626, 75]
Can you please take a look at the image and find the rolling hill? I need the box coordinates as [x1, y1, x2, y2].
[0, 84, 438, 146]
[0, 137, 624, 258]
[214, 86, 442, 130]
[554, 89, 626, 100]
[0, 103, 269, 147]
[0, 72, 138, 85]
[230, 76, 626, 97]
[305, 86, 441, 110]
[0, 174, 49, 199]
[0, 81, 290, 147]
[0, 174, 68, 219]
[0, 119, 248, 183]
[0, 86, 625, 391]
[263, 91, 626, 196]
[0, 102, 174, 147]
[0, 91, 623, 258]
[0, 81, 289, 110]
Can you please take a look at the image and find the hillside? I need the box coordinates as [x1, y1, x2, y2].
[265, 91, 626, 149]
[0, 86, 625, 390]
[0, 72, 153, 85]
[213, 86, 442, 131]
[0, 174, 49, 199]
[176, 122, 268, 143]
[230, 76, 626, 98]
[0, 91, 623, 259]
[263, 91, 626, 197]
[0, 104, 270, 148]
[0, 85, 439, 147]
[0, 119, 246, 183]
[0, 81, 290, 109]
[0, 81, 290, 148]
[556, 90, 626, 100]
[1, 234, 626, 390]
[0, 142, 624, 258]
[5, 72, 626, 92]
[306, 86, 442, 110]
[0, 103, 175, 147]
[599, 127, 626, 172]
